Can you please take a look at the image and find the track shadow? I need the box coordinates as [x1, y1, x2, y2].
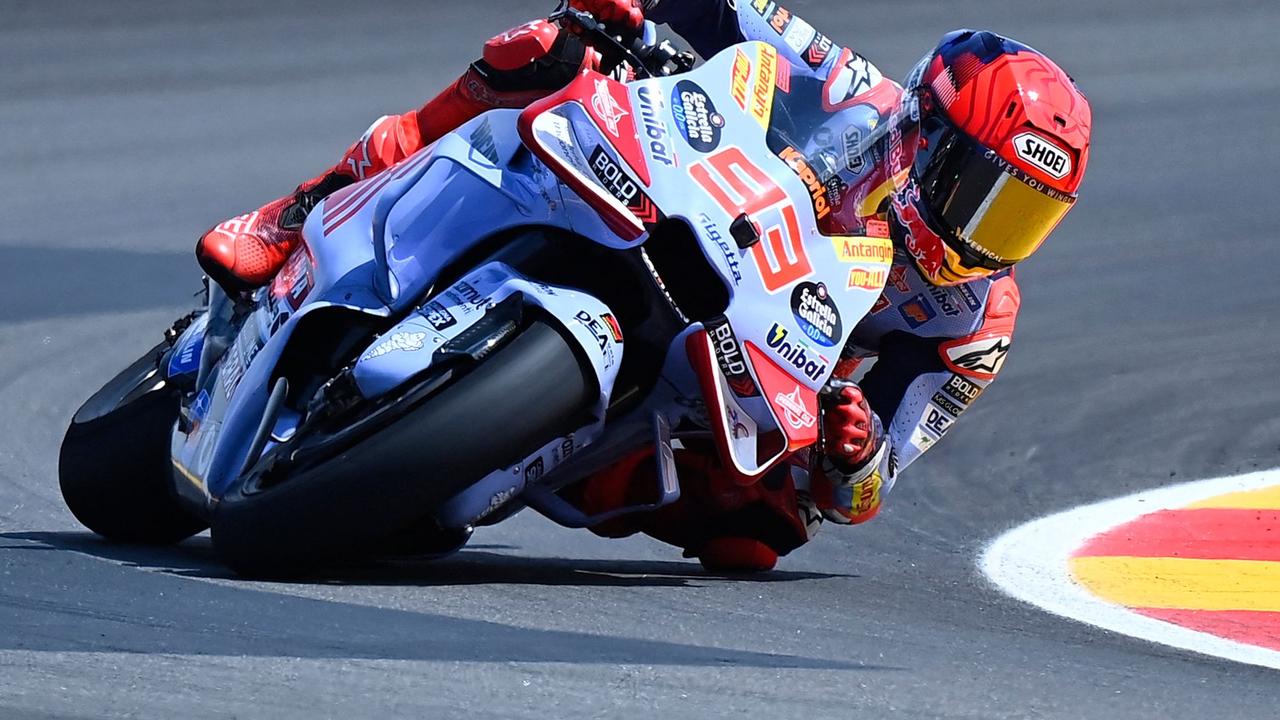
[0, 532, 880, 670]
[4, 531, 851, 587]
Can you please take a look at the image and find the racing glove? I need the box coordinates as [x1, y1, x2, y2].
[812, 379, 887, 525]
[569, 0, 645, 33]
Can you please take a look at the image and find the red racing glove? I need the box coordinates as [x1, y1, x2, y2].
[569, 0, 645, 34]
[822, 380, 878, 470]
[812, 379, 886, 525]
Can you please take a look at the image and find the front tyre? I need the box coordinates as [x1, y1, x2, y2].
[211, 320, 594, 577]
[58, 342, 208, 544]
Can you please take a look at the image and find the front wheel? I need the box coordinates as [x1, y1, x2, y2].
[58, 341, 208, 544]
[210, 320, 595, 576]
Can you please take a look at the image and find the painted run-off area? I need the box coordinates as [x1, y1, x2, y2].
[983, 470, 1280, 669]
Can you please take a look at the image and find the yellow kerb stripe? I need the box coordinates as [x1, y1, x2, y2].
[1070, 556, 1280, 612]
[1185, 484, 1280, 509]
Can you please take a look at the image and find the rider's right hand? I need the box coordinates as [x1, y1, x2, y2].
[569, 0, 644, 34]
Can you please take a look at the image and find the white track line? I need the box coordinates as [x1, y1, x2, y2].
[981, 469, 1280, 671]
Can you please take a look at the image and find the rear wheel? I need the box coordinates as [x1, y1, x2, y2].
[210, 321, 594, 576]
[58, 342, 207, 544]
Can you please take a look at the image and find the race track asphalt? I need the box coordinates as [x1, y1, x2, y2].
[2, 1, 1278, 717]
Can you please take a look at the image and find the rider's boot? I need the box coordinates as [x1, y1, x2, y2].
[196, 20, 599, 292]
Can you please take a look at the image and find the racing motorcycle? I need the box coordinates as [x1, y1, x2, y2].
[58, 4, 894, 575]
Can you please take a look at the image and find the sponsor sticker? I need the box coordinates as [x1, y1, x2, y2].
[887, 264, 912, 293]
[469, 118, 499, 164]
[782, 18, 816, 53]
[898, 294, 937, 329]
[601, 312, 623, 343]
[790, 282, 842, 347]
[779, 146, 831, 219]
[767, 5, 793, 35]
[930, 392, 965, 418]
[699, 213, 742, 284]
[707, 316, 759, 398]
[831, 236, 893, 265]
[731, 50, 752, 111]
[423, 301, 456, 331]
[1012, 132, 1071, 179]
[445, 281, 489, 316]
[957, 283, 983, 312]
[524, 457, 544, 483]
[362, 331, 427, 361]
[574, 310, 617, 369]
[636, 83, 676, 170]
[671, 81, 724, 153]
[590, 77, 629, 138]
[750, 46, 779, 129]
[775, 386, 817, 430]
[804, 33, 834, 69]
[923, 405, 955, 437]
[929, 286, 962, 317]
[589, 146, 663, 227]
[765, 323, 828, 382]
[847, 267, 887, 291]
[942, 373, 984, 405]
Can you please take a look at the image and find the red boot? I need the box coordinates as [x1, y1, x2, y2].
[696, 537, 779, 573]
[196, 20, 597, 292]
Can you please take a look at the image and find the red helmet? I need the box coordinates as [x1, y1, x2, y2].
[889, 30, 1092, 285]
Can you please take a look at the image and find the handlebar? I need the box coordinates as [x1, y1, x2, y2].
[547, 2, 695, 79]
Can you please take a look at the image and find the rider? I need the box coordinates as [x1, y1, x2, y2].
[196, 0, 1091, 571]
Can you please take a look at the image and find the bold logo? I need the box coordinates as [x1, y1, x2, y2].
[699, 213, 741, 284]
[831, 236, 893, 265]
[1012, 132, 1071, 179]
[898, 294, 937, 329]
[423, 301, 456, 331]
[591, 77, 629, 138]
[671, 81, 724, 153]
[775, 386, 816, 430]
[731, 50, 752, 111]
[779, 146, 830, 219]
[804, 34, 834, 69]
[362, 331, 427, 361]
[765, 323, 828, 381]
[636, 84, 676, 169]
[707, 317, 759, 398]
[790, 282, 842, 347]
[689, 147, 812, 293]
[590, 146, 663, 226]
[942, 373, 984, 405]
[749, 46, 778, 128]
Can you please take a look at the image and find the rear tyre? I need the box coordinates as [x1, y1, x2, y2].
[58, 342, 208, 544]
[210, 321, 593, 577]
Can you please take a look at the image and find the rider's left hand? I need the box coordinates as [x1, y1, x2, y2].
[822, 380, 879, 470]
[569, 0, 645, 34]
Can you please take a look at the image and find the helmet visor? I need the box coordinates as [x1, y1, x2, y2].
[916, 116, 1076, 269]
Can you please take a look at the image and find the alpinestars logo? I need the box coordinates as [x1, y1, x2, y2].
[946, 337, 1011, 377]
[591, 78, 629, 138]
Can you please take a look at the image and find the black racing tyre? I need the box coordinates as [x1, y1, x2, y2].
[58, 342, 208, 544]
[210, 320, 593, 577]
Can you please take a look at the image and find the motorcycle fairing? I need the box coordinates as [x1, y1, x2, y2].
[172, 112, 577, 504]
[352, 261, 622, 417]
[523, 42, 889, 480]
